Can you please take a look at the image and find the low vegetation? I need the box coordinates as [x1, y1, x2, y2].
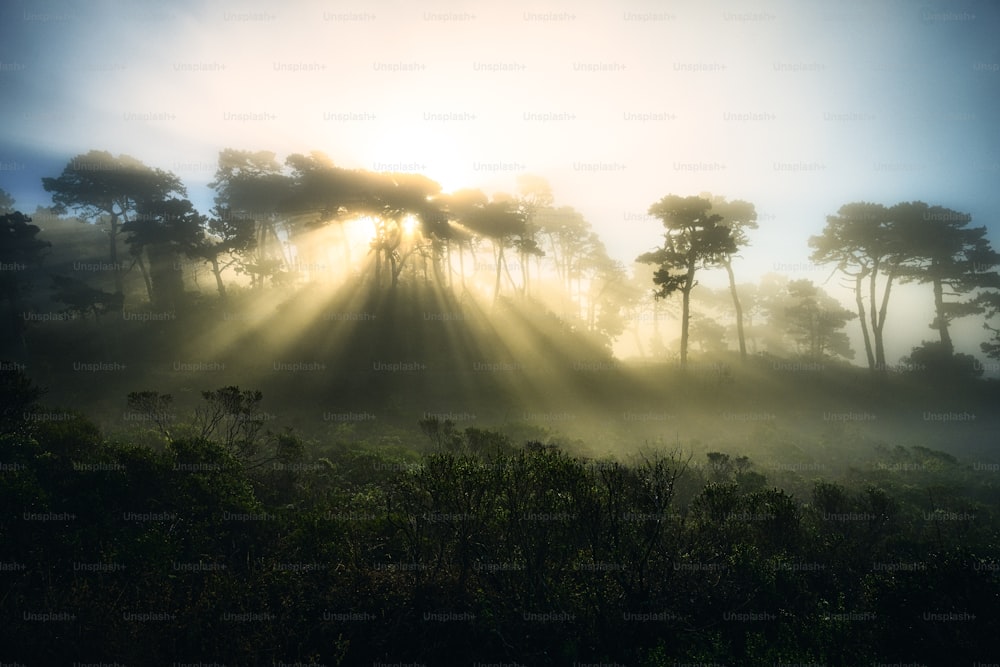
[2, 371, 997, 665]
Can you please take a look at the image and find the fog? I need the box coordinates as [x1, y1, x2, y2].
[2, 0, 1000, 663]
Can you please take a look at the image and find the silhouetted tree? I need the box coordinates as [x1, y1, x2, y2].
[0, 211, 51, 351]
[357, 171, 443, 291]
[121, 198, 205, 310]
[0, 188, 14, 215]
[512, 175, 553, 296]
[901, 340, 983, 382]
[283, 151, 370, 282]
[893, 202, 1000, 356]
[976, 290, 1000, 360]
[461, 194, 525, 303]
[579, 240, 629, 347]
[189, 206, 257, 300]
[637, 195, 736, 366]
[781, 279, 856, 360]
[688, 314, 728, 355]
[42, 150, 185, 296]
[809, 203, 905, 372]
[49, 275, 122, 322]
[439, 189, 488, 293]
[702, 194, 758, 362]
[211, 149, 294, 288]
[0, 361, 44, 433]
[536, 206, 593, 300]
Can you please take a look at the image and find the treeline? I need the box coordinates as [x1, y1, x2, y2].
[7, 150, 630, 350]
[637, 195, 1000, 375]
[2, 373, 998, 665]
[3, 150, 1000, 375]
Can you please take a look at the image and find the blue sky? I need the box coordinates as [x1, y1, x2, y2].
[2, 0, 999, 359]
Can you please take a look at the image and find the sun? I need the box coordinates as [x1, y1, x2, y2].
[369, 126, 479, 194]
[401, 214, 419, 237]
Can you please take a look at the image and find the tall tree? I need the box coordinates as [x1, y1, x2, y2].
[728, 273, 791, 356]
[781, 279, 856, 360]
[536, 206, 592, 297]
[579, 242, 629, 348]
[513, 175, 553, 296]
[189, 206, 258, 300]
[893, 202, 1000, 355]
[357, 171, 443, 291]
[211, 149, 293, 289]
[702, 194, 758, 362]
[978, 290, 1000, 360]
[284, 151, 369, 282]
[637, 195, 736, 366]
[121, 198, 205, 310]
[440, 189, 489, 294]
[460, 194, 525, 304]
[809, 203, 904, 372]
[42, 150, 185, 297]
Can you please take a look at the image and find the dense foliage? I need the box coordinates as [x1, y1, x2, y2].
[2, 374, 997, 665]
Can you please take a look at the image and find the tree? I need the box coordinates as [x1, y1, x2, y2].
[578, 241, 629, 349]
[977, 290, 1000, 360]
[893, 202, 1000, 356]
[284, 151, 371, 282]
[460, 194, 525, 303]
[738, 273, 795, 355]
[535, 206, 593, 299]
[688, 314, 728, 355]
[189, 206, 257, 300]
[211, 149, 294, 289]
[50, 274, 122, 322]
[121, 198, 205, 310]
[781, 279, 856, 360]
[0, 188, 14, 215]
[0, 211, 51, 351]
[809, 203, 904, 372]
[439, 189, 488, 293]
[512, 175, 553, 296]
[702, 194, 758, 361]
[356, 171, 443, 291]
[42, 150, 185, 296]
[637, 195, 736, 366]
[901, 340, 983, 382]
[0, 361, 44, 433]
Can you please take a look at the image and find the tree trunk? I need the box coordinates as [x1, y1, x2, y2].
[932, 275, 953, 355]
[855, 271, 875, 371]
[868, 260, 886, 371]
[374, 235, 383, 292]
[722, 259, 747, 361]
[502, 250, 518, 294]
[520, 249, 529, 296]
[680, 267, 696, 367]
[389, 249, 399, 290]
[874, 267, 894, 371]
[210, 256, 227, 300]
[135, 253, 154, 305]
[458, 241, 466, 292]
[109, 213, 124, 295]
[444, 240, 452, 289]
[493, 242, 503, 304]
[148, 245, 183, 311]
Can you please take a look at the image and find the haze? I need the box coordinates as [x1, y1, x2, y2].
[3, 0, 1000, 363]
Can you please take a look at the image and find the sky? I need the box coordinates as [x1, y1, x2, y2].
[2, 0, 999, 361]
